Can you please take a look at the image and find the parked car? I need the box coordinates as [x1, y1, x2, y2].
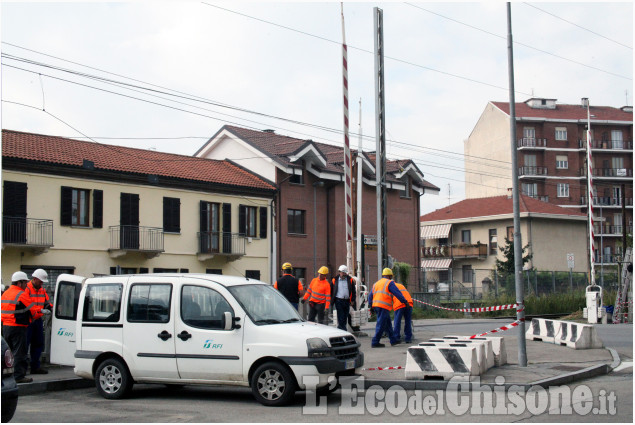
[1, 336, 18, 422]
[51, 273, 364, 406]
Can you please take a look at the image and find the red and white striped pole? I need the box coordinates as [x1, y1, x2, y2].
[586, 101, 596, 286]
[341, 3, 353, 273]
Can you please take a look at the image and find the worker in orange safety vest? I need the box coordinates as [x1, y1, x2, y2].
[25, 269, 52, 374]
[302, 266, 331, 324]
[1, 271, 41, 383]
[368, 268, 407, 347]
[392, 282, 414, 344]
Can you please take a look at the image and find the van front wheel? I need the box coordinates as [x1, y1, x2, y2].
[251, 362, 296, 406]
[95, 358, 132, 399]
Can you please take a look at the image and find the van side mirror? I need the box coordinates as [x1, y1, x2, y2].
[223, 311, 241, 330]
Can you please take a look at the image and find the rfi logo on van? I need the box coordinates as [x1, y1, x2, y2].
[57, 328, 73, 337]
[203, 339, 223, 349]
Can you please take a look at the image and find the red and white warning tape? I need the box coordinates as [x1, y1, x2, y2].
[468, 318, 525, 339]
[362, 366, 404, 371]
[413, 298, 519, 313]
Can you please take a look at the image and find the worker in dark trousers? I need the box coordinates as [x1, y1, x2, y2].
[368, 268, 406, 348]
[26, 268, 52, 374]
[302, 266, 331, 324]
[331, 265, 356, 331]
[274, 262, 303, 310]
[1, 272, 41, 383]
[392, 282, 414, 344]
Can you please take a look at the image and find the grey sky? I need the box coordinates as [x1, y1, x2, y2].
[1, 1, 632, 215]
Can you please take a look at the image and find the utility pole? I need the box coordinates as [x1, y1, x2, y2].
[506, 2, 527, 367]
[374, 7, 388, 278]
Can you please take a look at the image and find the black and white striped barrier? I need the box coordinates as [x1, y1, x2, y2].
[405, 343, 480, 380]
[427, 339, 493, 374]
[525, 318, 561, 343]
[555, 321, 604, 349]
[443, 335, 507, 367]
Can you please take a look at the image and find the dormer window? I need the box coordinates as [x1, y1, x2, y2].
[400, 177, 411, 198]
[289, 171, 304, 185]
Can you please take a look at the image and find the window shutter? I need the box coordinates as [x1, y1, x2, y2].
[61, 186, 73, 226]
[259, 207, 267, 239]
[93, 190, 103, 228]
[163, 197, 180, 233]
[238, 205, 246, 235]
[222, 203, 232, 254]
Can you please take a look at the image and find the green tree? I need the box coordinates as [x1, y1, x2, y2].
[392, 262, 411, 285]
[495, 237, 533, 277]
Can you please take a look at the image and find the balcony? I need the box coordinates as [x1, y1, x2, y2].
[108, 225, 164, 258]
[197, 231, 246, 261]
[423, 243, 487, 260]
[2, 217, 53, 254]
[517, 138, 547, 149]
[580, 197, 634, 207]
[579, 140, 633, 150]
[519, 166, 548, 177]
[592, 168, 632, 179]
[525, 194, 549, 202]
[594, 225, 633, 236]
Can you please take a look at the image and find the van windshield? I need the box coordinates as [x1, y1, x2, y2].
[228, 284, 302, 325]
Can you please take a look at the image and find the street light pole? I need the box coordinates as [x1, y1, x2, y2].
[313, 181, 324, 276]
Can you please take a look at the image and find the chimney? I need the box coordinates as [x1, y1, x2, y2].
[581, 98, 589, 108]
[507, 188, 513, 199]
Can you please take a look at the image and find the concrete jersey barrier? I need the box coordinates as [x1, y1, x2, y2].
[555, 320, 604, 349]
[427, 339, 494, 374]
[443, 335, 507, 367]
[405, 344, 480, 380]
[525, 318, 561, 343]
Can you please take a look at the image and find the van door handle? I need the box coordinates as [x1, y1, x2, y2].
[177, 331, 192, 341]
[157, 330, 172, 341]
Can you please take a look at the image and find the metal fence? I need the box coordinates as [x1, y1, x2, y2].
[360, 265, 621, 302]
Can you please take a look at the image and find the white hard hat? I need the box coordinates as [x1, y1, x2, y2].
[32, 268, 48, 283]
[11, 271, 29, 282]
[338, 265, 348, 273]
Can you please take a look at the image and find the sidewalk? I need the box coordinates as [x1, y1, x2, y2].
[17, 318, 621, 395]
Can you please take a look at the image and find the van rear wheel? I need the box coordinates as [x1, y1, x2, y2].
[95, 358, 132, 399]
[251, 362, 296, 406]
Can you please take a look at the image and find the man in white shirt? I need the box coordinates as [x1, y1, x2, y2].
[331, 265, 356, 331]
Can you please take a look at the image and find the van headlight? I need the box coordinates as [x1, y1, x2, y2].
[306, 338, 331, 358]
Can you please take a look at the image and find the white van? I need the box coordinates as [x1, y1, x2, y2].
[50, 273, 363, 406]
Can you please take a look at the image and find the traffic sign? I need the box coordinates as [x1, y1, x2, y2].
[567, 253, 575, 269]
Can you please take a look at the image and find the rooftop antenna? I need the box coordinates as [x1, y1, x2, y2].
[447, 183, 451, 206]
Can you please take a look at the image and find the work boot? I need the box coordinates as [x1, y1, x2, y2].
[371, 343, 385, 348]
[15, 377, 33, 383]
[390, 341, 401, 346]
[31, 368, 48, 374]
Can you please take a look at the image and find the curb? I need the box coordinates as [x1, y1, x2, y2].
[18, 377, 92, 396]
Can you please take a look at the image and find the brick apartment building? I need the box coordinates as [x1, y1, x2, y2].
[195, 125, 440, 286]
[465, 97, 633, 268]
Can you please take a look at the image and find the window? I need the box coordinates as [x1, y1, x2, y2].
[613, 186, 622, 203]
[523, 127, 535, 144]
[507, 226, 514, 241]
[181, 285, 233, 330]
[128, 284, 171, 323]
[289, 171, 304, 185]
[206, 269, 223, 275]
[400, 178, 411, 198]
[555, 127, 567, 141]
[489, 229, 497, 255]
[83, 284, 123, 323]
[200, 202, 221, 253]
[239, 205, 258, 237]
[292, 267, 306, 281]
[110, 267, 137, 275]
[246, 270, 261, 280]
[556, 155, 568, 169]
[153, 268, 178, 273]
[54, 281, 82, 321]
[287, 209, 306, 234]
[557, 183, 570, 198]
[611, 130, 623, 149]
[60, 187, 102, 228]
[461, 230, 471, 244]
[438, 238, 449, 246]
[612, 157, 624, 173]
[438, 270, 449, 283]
[522, 183, 537, 197]
[524, 154, 536, 167]
[462, 265, 473, 283]
[163, 197, 180, 233]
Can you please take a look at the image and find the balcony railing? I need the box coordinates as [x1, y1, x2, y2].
[580, 197, 634, 207]
[198, 231, 246, 256]
[525, 194, 549, 202]
[519, 166, 548, 176]
[517, 138, 547, 148]
[109, 225, 164, 253]
[423, 243, 487, 259]
[2, 217, 53, 248]
[579, 140, 633, 150]
[594, 225, 633, 235]
[592, 168, 632, 178]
